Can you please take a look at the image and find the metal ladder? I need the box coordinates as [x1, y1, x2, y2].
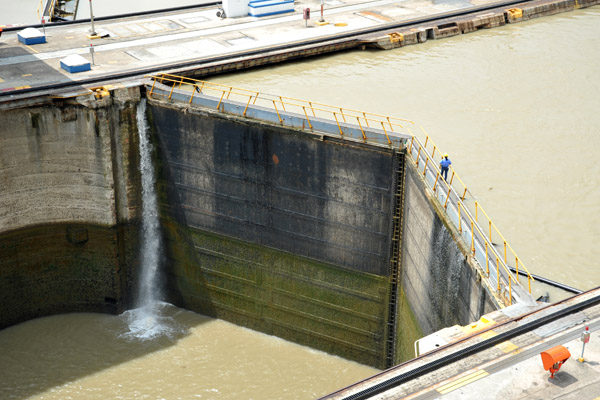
[385, 150, 405, 368]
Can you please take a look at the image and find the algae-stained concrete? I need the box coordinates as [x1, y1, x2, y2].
[401, 160, 498, 338]
[148, 99, 400, 367]
[0, 87, 143, 328]
[0, 84, 502, 369]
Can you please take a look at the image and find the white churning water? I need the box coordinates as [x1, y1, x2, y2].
[121, 99, 171, 340]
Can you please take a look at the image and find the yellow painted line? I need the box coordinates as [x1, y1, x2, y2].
[437, 370, 489, 394]
[14, 86, 32, 90]
[0, 77, 4, 83]
[497, 340, 519, 353]
[108, 61, 118, 64]
[65, 36, 74, 39]
[477, 331, 519, 353]
[25, 45, 39, 54]
[22, 74, 32, 77]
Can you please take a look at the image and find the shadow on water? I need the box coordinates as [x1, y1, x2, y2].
[0, 303, 213, 399]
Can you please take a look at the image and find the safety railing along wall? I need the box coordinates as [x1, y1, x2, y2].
[37, 0, 57, 21]
[146, 73, 535, 307]
[406, 132, 534, 306]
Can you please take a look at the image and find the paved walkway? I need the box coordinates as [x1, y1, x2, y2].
[321, 289, 600, 399]
[0, 0, 510, 94]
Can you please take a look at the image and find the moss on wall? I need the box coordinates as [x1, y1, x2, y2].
[395, 288, 424, 363]
[162, 218, 392, 368]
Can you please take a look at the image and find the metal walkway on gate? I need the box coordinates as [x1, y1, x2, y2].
[146, 73, 536, 307]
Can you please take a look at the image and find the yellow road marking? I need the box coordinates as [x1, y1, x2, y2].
[437, 370, 489, 394]
[65, 36, 74, 39]
[477, 330, 519, 353]
[108, 61, 118, 64]
[14, 86, 32, 90]
[25, 45, 39, 54]
[22, 74, 32, 77]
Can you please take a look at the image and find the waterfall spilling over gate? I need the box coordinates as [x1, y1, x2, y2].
[121, 99, 176, 340]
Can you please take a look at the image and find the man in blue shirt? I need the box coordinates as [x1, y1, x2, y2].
[440, 153, 451, 180]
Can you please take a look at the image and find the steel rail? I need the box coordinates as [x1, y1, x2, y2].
[324, 288, 600, 400]
[509, 267, 583, 294]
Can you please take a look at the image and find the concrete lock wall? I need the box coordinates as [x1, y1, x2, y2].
[0, 85, 500, 368]
[0, 87, 143, 329]
[148, 99, 400, 368]
[400, 160, 498, 340]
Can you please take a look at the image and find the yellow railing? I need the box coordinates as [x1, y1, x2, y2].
[149, 73, 415, 145]
[37, 0, 57, 20]
[147, 73, 534, 305]
[407, 129, 534, 304]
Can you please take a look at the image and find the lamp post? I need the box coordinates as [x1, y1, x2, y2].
[89, 0, 97, 36]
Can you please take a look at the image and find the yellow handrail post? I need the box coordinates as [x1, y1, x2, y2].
[216, 91, 226, 111]
[356, 117, 366, 140]
[226, 86, 233, 99]
[272, 100, 283, 123]
[433, 172, 440, 192]
[509, 276, 513, 305]
[462, 188, 467, 201]
[309, 102, 316, 117]
[422, 157, 429, 177]
[379, 122, 391, 145]
[189, 87, 195, 104]
[485, 241, 489, 275]
[243, 96, 253, 117]
[168, 83, 176, 100]
[489, 221, 492, 242]
[504, 241, 507, 263]
[302, 107, 313, 129]
[475, 201, 479, 222]
[515, 257, 520, 282]
[458, 202, 462, 233]
[150, 79, 157, 97]
[415, 147, 422, 166]
[340, 108, 347, 123]
[444, 185, 451, 210]
[471, 221, 475, 255]
[253, 92, 259, 105]
[280, 96, 286, 111]
[496, 256, 501, 291]
[363, 112, 370, 127]
[529, 276, 532, 293]
[333, 113, 344, 136]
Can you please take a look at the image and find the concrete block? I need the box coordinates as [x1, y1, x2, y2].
[249, 0, 294, 16]
[60, 54, 91, 73]
[17, 28, 46, 45]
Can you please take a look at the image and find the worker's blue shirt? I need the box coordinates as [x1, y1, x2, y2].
[440, 158, 452, 168]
